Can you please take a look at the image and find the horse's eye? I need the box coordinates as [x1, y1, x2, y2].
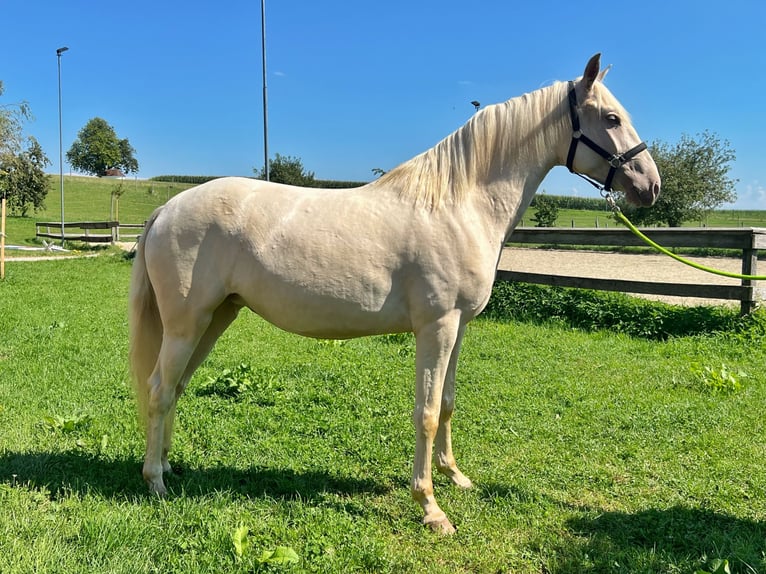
[606, 113, 621, 127]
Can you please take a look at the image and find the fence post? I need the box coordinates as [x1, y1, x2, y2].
[1, 197, 6, 280]
[740, 245, 758, 315]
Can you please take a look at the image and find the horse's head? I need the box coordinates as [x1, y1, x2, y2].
[566, 54, 660, 207]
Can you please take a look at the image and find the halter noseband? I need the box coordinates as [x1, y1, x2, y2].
[565, 80, 647, 193]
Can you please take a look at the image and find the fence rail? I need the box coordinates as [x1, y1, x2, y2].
[497, 227, 766, 315]
[35, 221, 144, 243]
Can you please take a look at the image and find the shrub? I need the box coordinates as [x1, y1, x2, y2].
[483, 281, 763, 340]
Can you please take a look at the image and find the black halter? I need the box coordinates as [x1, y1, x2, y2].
[565, 80, 647, 193]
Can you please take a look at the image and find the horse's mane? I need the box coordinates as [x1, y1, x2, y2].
[370, 81, 572, 209]
[371, 79, 628, 209]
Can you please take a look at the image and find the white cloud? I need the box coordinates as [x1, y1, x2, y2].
[731, 181, 766, 209]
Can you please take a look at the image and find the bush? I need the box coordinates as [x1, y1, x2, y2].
[483, 281, 764, 340]
[150, 175, 222, 185]
[530, 195, 559, 227]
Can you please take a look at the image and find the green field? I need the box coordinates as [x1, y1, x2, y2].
[2, 175, 765, 250]
[2, 176, 194, 248]
[0, 256, 765, 572]
[521, 207, 766, 229]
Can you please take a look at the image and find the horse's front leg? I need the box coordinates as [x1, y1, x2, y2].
[412, 313, 462, 534]
[435, 322, 473, 489]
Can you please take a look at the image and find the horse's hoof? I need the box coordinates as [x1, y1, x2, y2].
[451, 473, 473, 490]
[144, 473, 167, 496]
[425, 517, 457, 535]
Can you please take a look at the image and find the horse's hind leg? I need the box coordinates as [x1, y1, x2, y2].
[143, 333, 200, 494]
[435, 322, 473, 489]
[160, 300, 241, 474]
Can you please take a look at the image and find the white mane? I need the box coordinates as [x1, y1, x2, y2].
[371, 81, 572, 209]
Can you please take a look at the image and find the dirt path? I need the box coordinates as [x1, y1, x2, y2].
[498, 247, 762, 307]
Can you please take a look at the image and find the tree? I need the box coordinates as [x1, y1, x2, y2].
[254, 153, 316, 186]
[530, 194, 559, 227]
[67, 117, 138, 177]
[625, 131, 737, 227]
[1, 138, 50, 216]
[0, 81, 50, 215]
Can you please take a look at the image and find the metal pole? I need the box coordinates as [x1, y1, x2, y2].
[261, 0, 269, 181]
[57, 46, 69, 242]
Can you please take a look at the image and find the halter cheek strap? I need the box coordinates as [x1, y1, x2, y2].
[565, 81, 647, 193]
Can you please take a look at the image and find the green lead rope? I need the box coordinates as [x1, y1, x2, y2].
[612, 208, 766, 281]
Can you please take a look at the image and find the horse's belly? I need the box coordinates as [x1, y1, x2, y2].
[234, 274, 412, 339]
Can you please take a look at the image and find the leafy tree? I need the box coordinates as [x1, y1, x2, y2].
[530, 194, 559, 227]
[66, 117, 138, 177]
[0, 81, 50, 215]
[625, 131, 737, 227]
[254, 153, 316, 186]
[1, 138, 50, 216]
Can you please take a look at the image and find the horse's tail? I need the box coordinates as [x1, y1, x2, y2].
[128, 209, 163, 430]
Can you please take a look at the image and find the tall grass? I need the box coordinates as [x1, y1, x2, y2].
[1, 256, 765, 572]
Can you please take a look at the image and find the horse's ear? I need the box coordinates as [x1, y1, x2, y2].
[581, 53, 601, 93]
[597, 64, 612, 82]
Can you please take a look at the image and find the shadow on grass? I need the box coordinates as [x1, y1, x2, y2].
[561, 505, 766, 572]
[0, 450, 390, 504]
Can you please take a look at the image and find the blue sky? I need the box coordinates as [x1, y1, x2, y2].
[2, 1, 765, 208]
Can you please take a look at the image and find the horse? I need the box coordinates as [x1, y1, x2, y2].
[129, 53, 660, 534]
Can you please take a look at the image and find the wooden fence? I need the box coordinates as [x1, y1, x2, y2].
[35, 221, 144, 244]
[497, 227, 766, 315]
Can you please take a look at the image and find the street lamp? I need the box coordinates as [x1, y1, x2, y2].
[57, 46, 69, 242]
[261, 0, 269, 181]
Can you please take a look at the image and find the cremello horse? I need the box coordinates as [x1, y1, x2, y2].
[129, 54, 660, 534]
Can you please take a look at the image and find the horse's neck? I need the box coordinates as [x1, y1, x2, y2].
[468, 83, 569, 240]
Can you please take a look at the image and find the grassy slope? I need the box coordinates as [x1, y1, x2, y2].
[0, 257, 764, 573]
[3, 176, 194, 247]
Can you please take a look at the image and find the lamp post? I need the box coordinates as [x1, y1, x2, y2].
[57, 46, 69, 242]
[261, 0, 269, 181]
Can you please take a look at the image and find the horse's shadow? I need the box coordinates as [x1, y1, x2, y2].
[0, 450, 391, 507]
[476, 481, 765, 571]
[563, 504, 766, 572]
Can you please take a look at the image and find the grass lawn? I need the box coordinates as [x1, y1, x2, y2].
[2, 176, 194, 248]
[1, 255, 765, 572]
[523, 207, 766, 229]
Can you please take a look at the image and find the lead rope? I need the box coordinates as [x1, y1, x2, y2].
[602, 192, 766, 281]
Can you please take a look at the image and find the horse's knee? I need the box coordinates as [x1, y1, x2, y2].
[413, 407, 439, 437]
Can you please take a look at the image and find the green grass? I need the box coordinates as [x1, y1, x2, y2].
[1, 256, 765, 572]
[3, 176, 194, 248]
[522, 207, 766, 229]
